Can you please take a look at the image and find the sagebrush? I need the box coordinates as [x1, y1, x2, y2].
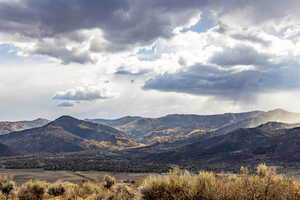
[1, 164, 300, 200]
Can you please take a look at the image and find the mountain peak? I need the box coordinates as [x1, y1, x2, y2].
[55, 115, 78, 121]
[50, 115, 81, 126]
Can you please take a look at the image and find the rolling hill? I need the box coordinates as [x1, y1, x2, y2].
[142, 121, 300, 168]
[0, 116, 138, 155]
[0, 118, 50, 135]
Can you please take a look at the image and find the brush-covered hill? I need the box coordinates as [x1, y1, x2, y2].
[88, 109, 300, 144]
[0, 116, 138, 155]
[143, 121, 300, 167]
[0, 118, 50, 135]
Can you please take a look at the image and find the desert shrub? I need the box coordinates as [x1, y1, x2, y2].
[141, 168, 194, 200]
[141, 164, 300, 200]
[106, 185, 135, 200]
[67, 182, 107, 199]
[59, 182, 79, 200]
[103, 175, 116, 189]
[17, 180, 46, 200]
[2, 164, 300, 200]
[192, 171, 219, 199]
[0, 176, 15, 199]
[47, 182, 65, 197]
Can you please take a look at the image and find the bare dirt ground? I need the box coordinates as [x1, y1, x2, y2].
[0, 169, 154, 185]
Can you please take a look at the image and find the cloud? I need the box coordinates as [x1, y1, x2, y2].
[114, 66, 150, 76]
[32, 39, 95, 64]
[230, 33, 271, 47]
[143, 58, 300, 101]
[210, 45, 271, 67]
[2, 0, 300, 63]
[57, 102, 75, 107]
[0, 0, 203, 63]
[53, 86, 116, 101]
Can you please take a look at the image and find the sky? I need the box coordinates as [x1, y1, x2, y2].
[1, 0, 300, 121]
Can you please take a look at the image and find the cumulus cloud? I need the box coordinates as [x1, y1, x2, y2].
[53, 86, 117, 101]
[1, 0, 300, 63]
[0, 0, 203, 63]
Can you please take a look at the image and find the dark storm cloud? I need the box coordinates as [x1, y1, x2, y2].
[143, 61, 300, 101]
[0, 0, 298, 41]
[0, 0, 201, 48]
[0, 0, 299, 63]
[0, 0, 207, 62]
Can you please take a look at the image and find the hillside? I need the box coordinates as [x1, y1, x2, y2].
[0, 118, 50, 135]
[143, 122, 300, 168]
[0, 116, 138, 155]
[0, 142, 13, 156]
[88, 109, 300, 144]
[1, 109, 300, 171]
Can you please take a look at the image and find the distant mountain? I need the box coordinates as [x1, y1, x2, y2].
[255, 121, 300, 134]
[0, 116, 138, 155]
[88, 109, 300, 143]
[212, 109, 300, 136]
[0, 118, 50, 135]
[143, 121, 300, 167]
[86, 116, 142, 127]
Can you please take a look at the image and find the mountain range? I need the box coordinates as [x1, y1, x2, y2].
[1, 109, 300, 170]
[88, 109, 300, 143]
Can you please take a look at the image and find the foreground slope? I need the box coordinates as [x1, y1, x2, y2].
[0, 116, 138, 155]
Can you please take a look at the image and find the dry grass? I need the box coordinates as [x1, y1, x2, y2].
[141, 164, 300, 200]
[2, 164, 300, 199]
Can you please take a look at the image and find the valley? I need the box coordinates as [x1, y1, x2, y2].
[1, 109, 300, 173]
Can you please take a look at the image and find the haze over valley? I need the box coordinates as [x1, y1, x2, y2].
[0, 108, 300, 173]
